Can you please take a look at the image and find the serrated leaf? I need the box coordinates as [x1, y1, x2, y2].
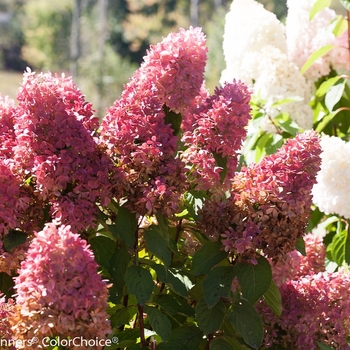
[167, 325, 203, 350]
[145, 305, 172, 342]
[316, 76, 343, 97]
[236, 256, 272, 304]
[203, 266, 236, 308]
[3, 230, 28, 252]
[191, 241, 228, 276]
[340, 0, 350, 11]
[195, 299, 225, 335]
[115, 205, 138, 248]
[144, 226, 171, 267]
[124, 265, 154, 305]
[89, 235, 115, 269]
[228, 299, 263, 349]
[325, 80, 346, 112]
[301, 45, 333, 75]
[263, 279, 282, 317]
[296, 237, 306, 256]
[309, 0, 331, 20]
[209, 337, 233, 350]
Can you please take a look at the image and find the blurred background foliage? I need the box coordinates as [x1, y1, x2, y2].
[0, 0, 345, 116]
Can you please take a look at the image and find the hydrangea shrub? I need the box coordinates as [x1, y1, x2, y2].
[0, 4, 349, 349]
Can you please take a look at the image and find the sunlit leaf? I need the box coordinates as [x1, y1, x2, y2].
[263, 279, 282, 317]
[301, 45, 333, 75]
[309, 0, 331, 20]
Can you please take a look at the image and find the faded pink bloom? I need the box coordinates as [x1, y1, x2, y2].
[259, 269, 350, 349]
[13, 69, 116, 231]
[0, 294, 14, 342]
[10, 223, 111, 349]
[181, 81, 251, 193]
[201, 131, 322, 262]
[270, 232, 326, 286]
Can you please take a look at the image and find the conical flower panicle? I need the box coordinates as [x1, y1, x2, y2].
[181, 81, 251, 194]
[100, 27, 208, 216]
[13, 70, 115, 231]
[201, 131, 321, 262]
[10, 223, 111, 349]
[0, 95, 17, 161]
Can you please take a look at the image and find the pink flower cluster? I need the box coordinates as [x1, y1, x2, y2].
[201, 131, 322, 262]
[11, 70, 115, 231]
[0, 95, 16, 161]
[100, 27, 210, 215]
[271, 232, 326, 286]
[181, 81, 251, 193]
[135, 26, 207, 114]
[10, 223, 111, 348]
[0, 294, 14, 342]
[260, 269, 350, 349]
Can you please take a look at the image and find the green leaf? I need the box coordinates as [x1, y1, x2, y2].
[144, 226, 171, 267]
[316, 342, 335, 350]
[153, 293, 194, 317]
[301, 45, 334, 75]
[296, 237, 306, 256]
[163, 104, 182, 136]
[151, 264, 188, 297]
[209, 337, 233, 350]
[166, 325, 203, 350]
[309, 0, 331, 20]
[115, 205, 138, 248]
[110, 307, 131, 328]
[0, 272, 14, 299]
[145, 305, 172, 342]
[227, 299, 264, 349]
[340, 0, 350, 11]
[316, 76, 343, 97]
[191, 241, 228, 276]
[158, 343, 186, 350]
[235, 256, 272, 304]
[195, 299, 225, 335]
[275, 115, 299, 135]
[124, 265, 154, 305]
[225, 337, 250, 350]
[263, 279, 282, 317]
[325, 80, 346, 112]
[331, 15, 348, 37]
[203, 266, 236, 308]
[89, 235, 115, 269]
[3, 230, 28, 252]
[109, 245, 131, 303]
[330, 225, 350, 265]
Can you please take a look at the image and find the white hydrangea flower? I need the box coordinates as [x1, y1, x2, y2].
[286, 0, 338, 81]
[253, 46, 313, 130]
[312, 135, 350, 219]
[220, 0, 286, 86]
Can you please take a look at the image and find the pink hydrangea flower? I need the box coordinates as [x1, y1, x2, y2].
[13, 69, 116, 231]
[0, 95, 17, 161]
[100, 29, 210, 216]
[0, 294, 14, 342]
[270, 232, 326, 286]
[201, 131, 322, 262]
[131, 27, 207, 114]
[181, 81, 251, 193]
[259, 269, 350, 349]
[10, 223, 111, 348]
